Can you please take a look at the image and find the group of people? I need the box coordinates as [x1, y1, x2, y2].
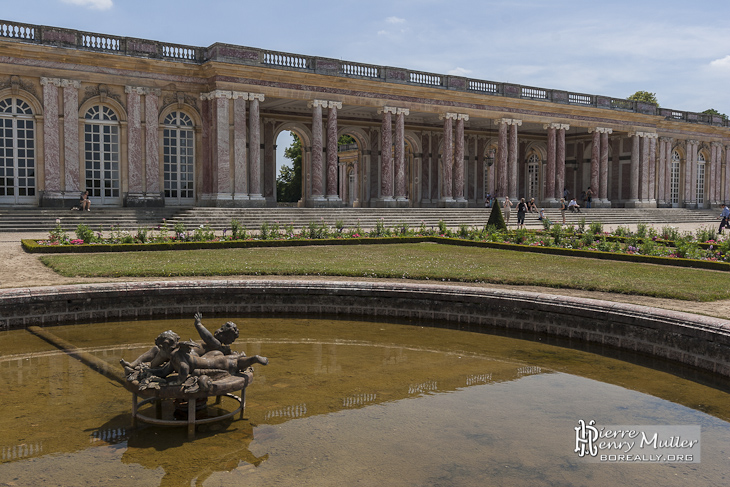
[499, 196, 539, 229]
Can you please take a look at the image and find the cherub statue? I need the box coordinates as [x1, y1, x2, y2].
[120, 329, 180, 374]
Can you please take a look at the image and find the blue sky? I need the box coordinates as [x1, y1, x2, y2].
[4, 0, 730, 172]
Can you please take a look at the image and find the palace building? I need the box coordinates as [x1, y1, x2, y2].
[0, 19, 728, 209]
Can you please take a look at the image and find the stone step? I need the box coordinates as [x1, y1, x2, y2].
[2, 207, 719, 233]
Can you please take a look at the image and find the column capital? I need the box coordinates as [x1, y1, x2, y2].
[543, 122, 567, 130]
[125, 86, 148, 96]
[439, 112, 459, 120]
[308, 99, 329, 109]
[249, 93, 265, 102]
[498, 118, 523, 126]
[659, 136, 674, 143]
[396, 108, 410, 116]
[40, 77, 61, 87]
[378, 106, 398, 114]
[711, 141, 724, 148]
[588, 127, 613, 134]
[60, 79, 81, 89]
[457, 113, 469, 121]
[687, 139, 699, 146]
[327, 101, 342, 109]
[231, 91, 249, 100]
[200, 90, 233, 100]
[629, 131, 658, 139]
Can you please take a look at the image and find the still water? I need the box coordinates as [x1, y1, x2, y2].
[0, 316, 728, 486]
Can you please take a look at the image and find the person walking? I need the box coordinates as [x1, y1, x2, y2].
[720, 203, 730, 234]
[516, 198, 528, 229]
[559, 198, 566, 224]
[503, 196, 514, 225]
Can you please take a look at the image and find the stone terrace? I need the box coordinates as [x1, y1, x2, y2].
[0, 207, 720, 233]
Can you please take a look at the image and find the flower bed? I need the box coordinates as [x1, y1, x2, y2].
[22, 218, 730, 271]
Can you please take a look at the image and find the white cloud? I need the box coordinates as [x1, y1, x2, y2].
[61, 0, 113, 11]
[386, 16, 405, 24]
[710, 55, 730, 70]
[447, 67, 472, 76]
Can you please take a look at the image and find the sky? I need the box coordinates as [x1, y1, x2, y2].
[4, 0, 730, 173]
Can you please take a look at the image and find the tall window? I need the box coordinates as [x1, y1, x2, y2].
[163, 111, 194, 204]
[670, 150, 680, 205]
[84, 105, 120, 204]
[0, 97, 35, 203]
[526, 153, 540, 199]
[696, 153, 706, 205]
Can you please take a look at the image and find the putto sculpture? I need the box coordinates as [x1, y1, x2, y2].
[119, 313, 268, 436]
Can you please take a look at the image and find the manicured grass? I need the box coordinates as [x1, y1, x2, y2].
[39, 243, 730, 302]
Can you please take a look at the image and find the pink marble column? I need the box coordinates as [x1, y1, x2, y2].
[648, 135, 657, 203]
[663, 138, 673, 205]
[62, 80, 81, 193]
[309, 100, 325, 199]
[590, 129, 600, 197]
[125, 86, 144, 194]
[248, 94, 264, 199]
[508, 121, 519, 199]
[395, 108, 409, 201]
[629, 133, 640, 201]
[40, 78, 61, 193]
[557, 125, 567, 201]
[145, 89, 160, 194]
[600, 130, 611, 202]
[441, 113, 456, 200]
[712, 142, 722, 204]
[232, 92, 248, 197]
[544, 124, 556, 200]
[380, 107, 395, 200]
[476, 137, 485, 201]
[657, 137, 667, 204]
[725, 145, 730, 204]
[640, 135, 650, 201]
[496, 120, 508, 197]
[326, 102, 341, 199]
[454, 114, 468, 202]
[689, 140, 698, 205]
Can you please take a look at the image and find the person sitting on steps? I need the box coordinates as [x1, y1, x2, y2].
[79, 191, 91, 212]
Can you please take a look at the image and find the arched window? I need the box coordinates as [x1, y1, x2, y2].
[526, 153, 540, 199]
[84, 105, 120, 204]
[162, 111, 195, 204]
[0, 97, 36, 203]
[696, 153, 706, 205]
[670, 150, 680, 205]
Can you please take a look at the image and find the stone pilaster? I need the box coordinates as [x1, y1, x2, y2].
[688, 140, 698, 207]
[232, 92, 248, 200]
[144, 89, 161, 199]
[657, 137, 669, 206]
[62, 80, 81, 196]
[40, 78, 62, 204]
[125, 86, 145, 196]
[557, 125, 567, 202]
[600, 129, 611, 205]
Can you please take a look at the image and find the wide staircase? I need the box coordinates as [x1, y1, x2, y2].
[0, 206, 720, 234]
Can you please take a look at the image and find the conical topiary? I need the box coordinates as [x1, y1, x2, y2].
[486, 197, 507, 231]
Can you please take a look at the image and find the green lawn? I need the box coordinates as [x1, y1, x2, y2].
[38, 243, 730, 302]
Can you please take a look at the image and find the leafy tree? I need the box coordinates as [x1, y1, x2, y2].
[702, 108, 727, 119]
[627, 91, 659, 107]
[276, 132, 302, 203]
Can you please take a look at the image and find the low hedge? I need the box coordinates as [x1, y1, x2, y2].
[21, 235, 730, 272]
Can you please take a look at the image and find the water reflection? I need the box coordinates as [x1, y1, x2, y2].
[1, 317, 729, 486]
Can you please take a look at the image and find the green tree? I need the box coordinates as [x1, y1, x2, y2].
[702, 108, 727, 119]
[276, 132, 302, 203]
[627, 91, 659, 107]
[486, 198, 507, 231]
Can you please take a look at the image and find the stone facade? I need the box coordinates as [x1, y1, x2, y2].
[0, 20, 728, 208]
